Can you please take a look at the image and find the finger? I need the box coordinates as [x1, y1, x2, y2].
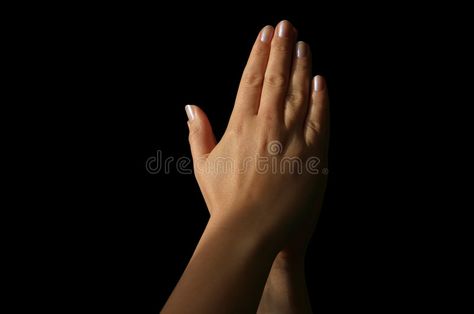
[304, 76, 329, 147]
[258, 20, 297, 121]
[231, 25, 273, 119]
[284, 41, 312, 128]
[185, 105, 217, 159]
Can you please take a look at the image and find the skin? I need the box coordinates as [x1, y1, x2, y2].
[162, 20, 329, 314]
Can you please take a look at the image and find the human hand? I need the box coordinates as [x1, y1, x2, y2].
[163, 20, 329, 314]
[185, 20, 329, 252]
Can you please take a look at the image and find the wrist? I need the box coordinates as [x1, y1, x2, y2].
[164, 208, 280, 313]
[207, 211, 280, 260]
[273, 251, 306, 271]
[257, 255, 311, 314]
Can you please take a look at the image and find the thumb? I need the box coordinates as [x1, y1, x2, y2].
[185, 104, 216, 159]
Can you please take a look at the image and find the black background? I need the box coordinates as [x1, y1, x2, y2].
[44, 3, 447, 313]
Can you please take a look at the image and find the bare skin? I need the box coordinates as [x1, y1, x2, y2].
[162, 20, 329, 314]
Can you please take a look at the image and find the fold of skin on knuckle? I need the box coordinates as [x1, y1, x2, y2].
[285, 90, 305, 106]
[284, 101, 305, 130]
[258, 110, 279, 128]
[305, 120, 322, 135]
[241, 72, 264, 88]
[226, 117, 253, 138]
[264, 72, 287, 88]
[271, 40, 292, 54]
[296, 58, 311, 72]
[225, 125, 243, 138]
[188, 124, 201, 142]
[252, 42, 268, 57]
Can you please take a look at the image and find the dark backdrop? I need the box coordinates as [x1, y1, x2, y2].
[59, 4, 432, 313]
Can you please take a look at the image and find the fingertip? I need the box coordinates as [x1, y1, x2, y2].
[276, 20, 295, 38]
[313, 75, 326, 93]
[185, 104, 196, 121]
[259, 25, 274, 43]
[296, 41, 309, 58]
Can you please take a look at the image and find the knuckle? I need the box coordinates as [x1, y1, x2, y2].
[253, 43, 268, 57]
[305, 120, 321, 134]
[242, 72, 264, 88]
[297, 58, 311, 71]
[259, 111, 279, 128]
[286, 91, 305, 105]
[226, 121, 245, 137]
[272, 42, 291, 53]
[262, 111, 276, 124]
[188, 125, 201, 141]
[264, 72, 287, 88]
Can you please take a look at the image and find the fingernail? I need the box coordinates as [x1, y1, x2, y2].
[278, 20, 292, 38]
[260, 26, 273, 43]
[185, 105, 195, 121]
[296, 41, 307, 58]
[314, 75, 325, 92]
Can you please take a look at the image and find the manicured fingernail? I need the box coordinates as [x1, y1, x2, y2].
[296, 41, 307, 58]
[314, 75, 325, 92]
[260, 26, 273, 43]
[185, 105, 195, 121]
[278, 20, 292, 38]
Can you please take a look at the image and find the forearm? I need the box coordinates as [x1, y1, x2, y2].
[257, 255, 312, 314]
[162, 214, 278, 314]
